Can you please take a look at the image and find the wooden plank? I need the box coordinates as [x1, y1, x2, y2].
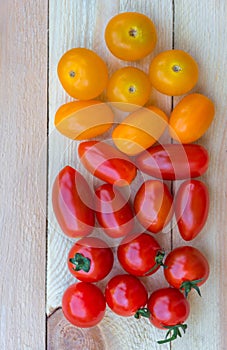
[0, 0, 47, 349]
[172, 1, 227, 349]
[47, 0, 173, 348]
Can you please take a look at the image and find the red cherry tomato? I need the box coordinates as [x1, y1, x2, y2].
[175, 180, 209, 241]
[136, 144, 209, 180]
[95, 184, 134, 238]
[105, 274, 148, 317]
[134, 180, 173, 233]
[78, 141, 137, 186]
[52, 166, 95, 238]
[164, 246, 210, 297]
[67, 237, 114, 282]
[135, 288, 190, 344]
[62, 282, 106, 328]
[117, 232, 165, 276]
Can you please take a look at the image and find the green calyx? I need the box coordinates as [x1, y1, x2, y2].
[157, 324, 188, 344]
[69, 253, 91, 272]
[145, 250, 166, 276]
[134, 308, 150, 319]
[180, 279, 204, 298]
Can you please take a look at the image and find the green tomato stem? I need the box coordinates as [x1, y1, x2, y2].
[69, 253, 91, 272]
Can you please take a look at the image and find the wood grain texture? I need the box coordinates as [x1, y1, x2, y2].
[172, 1, 227, 349]
[47, 0, 172, 349]
[0, 0, 47, 349]
[47, 0, 227, 349]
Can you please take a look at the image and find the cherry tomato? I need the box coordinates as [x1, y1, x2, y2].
[112, 106, 168, 156]
[149, 49, 198, 96]
[78, 141, 137, 186]
[95, 184, 134, 238]
[55, 100, 114, 140]
[135, 288, 190, 344]
[105, 12, 157, 61]
[62, 282, 106, 327]
[67, 237, 114, 282]
[164, 246, 210, 297]
[105, 274, 148, 317]
[169, 93, 215, 143]
[136, 143, 209, 180]
[52, 166, 95, 238]
[57, 48, 108, 100]
[106, 67, 151, 111]
[117, 232, 165, 276]
[134, 180, 173, 233]
[175, 180, 209, 241]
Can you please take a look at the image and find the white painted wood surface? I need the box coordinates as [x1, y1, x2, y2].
[1, 0, 227, 349]
[0, 0, 47, 349]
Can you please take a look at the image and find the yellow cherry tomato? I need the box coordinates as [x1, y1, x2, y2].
[112, 106, 168, 155]
[169, 93, 215, 143]
[149, 50, 199, 96]
[105, 12, 157, 61]
[57, 48, 108, 100]
[55, 100, 114, 140]
[106, 67, 151, 111]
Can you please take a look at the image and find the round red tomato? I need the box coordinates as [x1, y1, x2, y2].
[149, 49, 198, 96]
[95, 184, 134, 238]
[105, 274, 148, 317]
[164, 246, 210, 297]
[106, 67, 151, 111]
[68, 237, 114, 282]
[117, 232, 165, 276]
[52, 166, 95, 238]
[57, 48, 108, 100]
[175, 180, 209, 241]
[136, 143, 209, 180]
[135, 287, 189, 344]
[105, 12, 157, 61]
[134, 180, 173, 233]
[62, 282, 106, 327]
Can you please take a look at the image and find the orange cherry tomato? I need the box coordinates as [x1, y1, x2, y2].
[112, 105, 168, 156]
[149, 50, 199, 96]
[106, 67, 151, 111]
[169, 93, 215, 143]
[57, 48, 108, 100]
[105, 12, 157, 61]
[55, 100, 114, 140]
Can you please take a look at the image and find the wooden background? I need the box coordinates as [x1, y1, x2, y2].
[0, 0, 227, 349]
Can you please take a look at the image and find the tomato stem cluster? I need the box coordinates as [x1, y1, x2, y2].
[69, 253, 91, 272]
[157, 324, 188, 344]
[180, 279, 203, 298]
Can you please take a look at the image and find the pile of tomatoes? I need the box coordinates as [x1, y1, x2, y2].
[52, 12, 214, 345]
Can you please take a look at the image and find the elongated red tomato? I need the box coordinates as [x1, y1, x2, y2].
[105, 274, 148, 317]
[134, 180, 173, 233]
[67, 237, 114, 282]
[117, 232, 164, 276]
[52, 166, 95, 238]
[136, 144, 209, 180]
[95, 184, 134, 238]
[62, 282, 106, 327]
[164, 246, 210, 297]
[78, 141, 137, 186]
[175, 180, 209, 241]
